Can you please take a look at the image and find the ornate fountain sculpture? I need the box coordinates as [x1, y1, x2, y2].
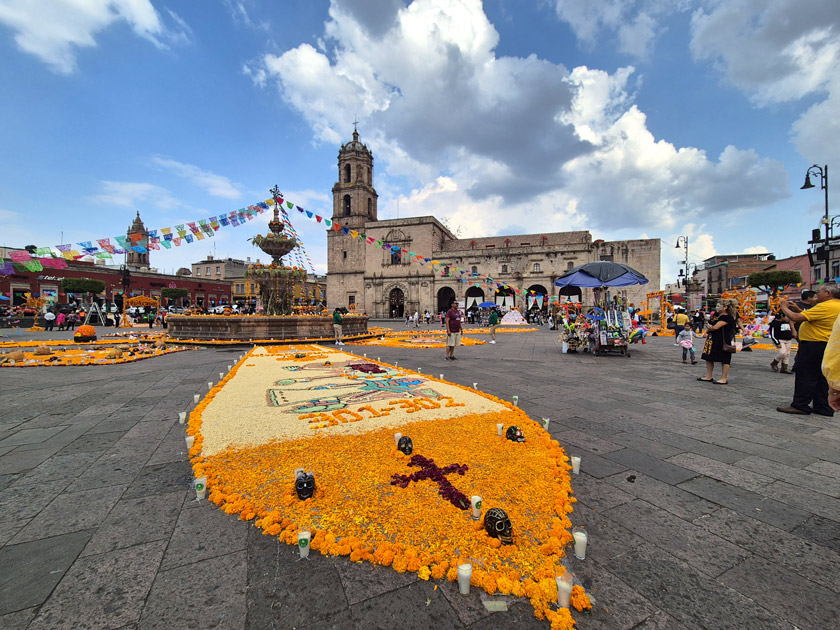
[245, 186, 308, 316]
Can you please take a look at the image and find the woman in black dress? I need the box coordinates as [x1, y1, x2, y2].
[698, 299, 738, 384]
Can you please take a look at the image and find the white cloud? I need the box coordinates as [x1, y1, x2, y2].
[0, 0, 189, 73]
[742, 245, 770, 254]
[150, 158, 243, 199]
[87, 180, 182, 209]
[248, 0, 786, 245]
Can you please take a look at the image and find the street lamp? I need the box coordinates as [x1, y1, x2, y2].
[675, 236, 689, 303]
[801, 164, 829, 280]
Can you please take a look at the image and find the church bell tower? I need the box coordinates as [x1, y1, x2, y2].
[326, 127, 378, 310]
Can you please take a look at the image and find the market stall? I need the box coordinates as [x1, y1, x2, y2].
[554, 261, 649, 358]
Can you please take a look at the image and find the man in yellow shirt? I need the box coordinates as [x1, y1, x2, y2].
[777, 284, 840, 415]
[673, 309, 690, 330]
[822, 314, 840, 411]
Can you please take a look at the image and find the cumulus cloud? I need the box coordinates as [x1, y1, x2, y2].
[0, 0, 190, 73]
[248, 0, 787, 241]
[150, 158, 243, 199]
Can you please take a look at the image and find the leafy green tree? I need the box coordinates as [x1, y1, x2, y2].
[161, 287, 189, 300]
[748, 270, 802, 292]
[61, 278, 106, 295]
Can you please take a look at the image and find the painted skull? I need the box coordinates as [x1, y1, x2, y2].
[484, 507, 513, 545]
[505, 426, 525, 442]
[397, 435, 414, 455]
[295, 471, 316, 500]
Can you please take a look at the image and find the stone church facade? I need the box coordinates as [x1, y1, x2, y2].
[326, 131, 660, 317]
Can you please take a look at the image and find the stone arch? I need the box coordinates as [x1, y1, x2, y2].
[343, 164, 351, 183]
[385, 283, 408, 318]
[385, 229, 406, 242]
[343, 194, 351, 216]
[437, 286, 457, 314]
[527, 284, 549, 312]
[494, 286, 516, 310]
[464, 286, 485, 310]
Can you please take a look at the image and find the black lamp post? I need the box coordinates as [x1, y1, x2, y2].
[675, 235, 689, 302]
[801, 164, 829, 280]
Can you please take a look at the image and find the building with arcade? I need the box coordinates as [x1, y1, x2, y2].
[326, 130, 661, 318]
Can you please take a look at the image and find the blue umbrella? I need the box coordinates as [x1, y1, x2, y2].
[554, 261, 649, 288]
[478, 301, 496, 307]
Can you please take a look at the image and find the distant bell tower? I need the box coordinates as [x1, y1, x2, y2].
[326, 126, 378, 310]
[126, 211, 150, 268]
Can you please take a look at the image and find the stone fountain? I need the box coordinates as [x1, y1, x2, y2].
[167, 186, 368, 343]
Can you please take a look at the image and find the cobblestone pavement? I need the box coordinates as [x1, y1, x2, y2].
[1, 324, 838, 629]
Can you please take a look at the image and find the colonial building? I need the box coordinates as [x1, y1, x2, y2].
[326, 130, 661, 317]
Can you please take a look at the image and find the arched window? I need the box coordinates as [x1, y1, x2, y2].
[343, 195, 351, 216]
[368, 167, 372, 184]
[566, 261, 574, 271]
[501, 264, 508, 273]
[471, 266, 478, 275]
[344, 164, 351, 183]
[367, 197, 372, 216]
[533, 263, 541, 273]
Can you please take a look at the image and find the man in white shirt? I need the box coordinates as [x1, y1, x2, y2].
[43, 309, 56, 331]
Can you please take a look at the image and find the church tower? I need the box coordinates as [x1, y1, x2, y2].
[326, 128, 378, 310]
[126, 211, 150, 269]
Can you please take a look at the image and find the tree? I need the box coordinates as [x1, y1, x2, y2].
[161, 287, 189, 300]
[748, 270, 802, 292]
[61, 278, 106, 295]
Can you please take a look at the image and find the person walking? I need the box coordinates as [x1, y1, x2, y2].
[333, 308, 344, 345]
[444, 298, 462, 361]
[676, 323, 697, 364]
[769, 312, 795, 374]
[413, 310, 419, 327]
[698, 299, 738, 384]
[43, 309, 56, 331]
[488, 308, 499, 344]
[56, 311, 66, 331]
[692, 309, 705, 333]
[776, 284, 840, 416]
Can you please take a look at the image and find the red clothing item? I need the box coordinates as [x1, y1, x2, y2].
[446, 308, 462, 333]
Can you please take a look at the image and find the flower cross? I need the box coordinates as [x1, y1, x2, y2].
[391, 454, 470, 510]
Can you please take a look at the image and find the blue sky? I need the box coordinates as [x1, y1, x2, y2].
[0, 0, 837, 286]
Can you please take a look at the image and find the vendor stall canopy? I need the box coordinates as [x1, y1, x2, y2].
[554, 261, 649, 288]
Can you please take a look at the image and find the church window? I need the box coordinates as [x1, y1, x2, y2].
[368, 197, 372, 216]
[566, 261, 574, 271]
[471, 266, 478, 275]
[367, 167, 371, 184]
[343, 251, 347, 259]
[533, 263, 540, 273]
[343, 195, 351, 216]
[344, 164, 351, 183]
[391, 250, 401, 265]
[501, 264, 508, 273]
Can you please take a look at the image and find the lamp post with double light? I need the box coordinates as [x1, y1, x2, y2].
[801, 164, 829, 280]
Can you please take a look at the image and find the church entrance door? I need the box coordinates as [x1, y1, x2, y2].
[389, 288, 405, 318]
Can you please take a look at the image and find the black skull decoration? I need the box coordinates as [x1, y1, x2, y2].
[397, 435, 414, 455]
[506, 426, 525, 442]
[484, 507, 513, 545]
[294, 471, 316, 501]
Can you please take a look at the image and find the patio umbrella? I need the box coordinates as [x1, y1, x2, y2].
[554, 261, 649, 288]
[477, 301, 496, 307]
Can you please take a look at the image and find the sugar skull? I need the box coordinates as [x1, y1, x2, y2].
[505, 426, 525, 442]
[397, 435, 414, 455]
[295, 471, 316, 500]
[484, 507, 513, 545]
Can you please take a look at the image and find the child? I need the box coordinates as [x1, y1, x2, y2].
[676, 323, 697, 364]
[769, 312, 795, 374]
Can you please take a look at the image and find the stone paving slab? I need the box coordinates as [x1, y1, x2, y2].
[0, 328, 839, 629]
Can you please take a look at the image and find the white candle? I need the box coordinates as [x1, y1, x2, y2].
[298, 530, 311, 558]
[473, 382, 478, 389]
[470, 495, 482, 520]
[185, 435, 195, 450]
[219, 372, 224, 379]
[571, 456, 581, 475]
[457, 563, 472, 595]
[512, 395, 518, 406]
[417, 368, 422, 373]
[194, 477, 207, 500]
[394, 432, 402, 445]
[573, 529, 588, 559]
[227, 365, 232, 371]
[496, 423, 504, 436]
[193, 394, 200, 404]
[439, 374, 444, 380]
[377, 357, 381, 362]
[207, 382, 213, 390]
[542, 417, 550, 430]
[178, 412, 186, 425]
[556, 575, 572, 608]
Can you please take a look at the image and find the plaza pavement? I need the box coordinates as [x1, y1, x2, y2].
[0, 323, 838, 629]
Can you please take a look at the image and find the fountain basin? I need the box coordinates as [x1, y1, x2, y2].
[167, 315, 368, 342]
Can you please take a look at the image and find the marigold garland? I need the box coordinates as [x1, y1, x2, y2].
[188, 344, 588, 627]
